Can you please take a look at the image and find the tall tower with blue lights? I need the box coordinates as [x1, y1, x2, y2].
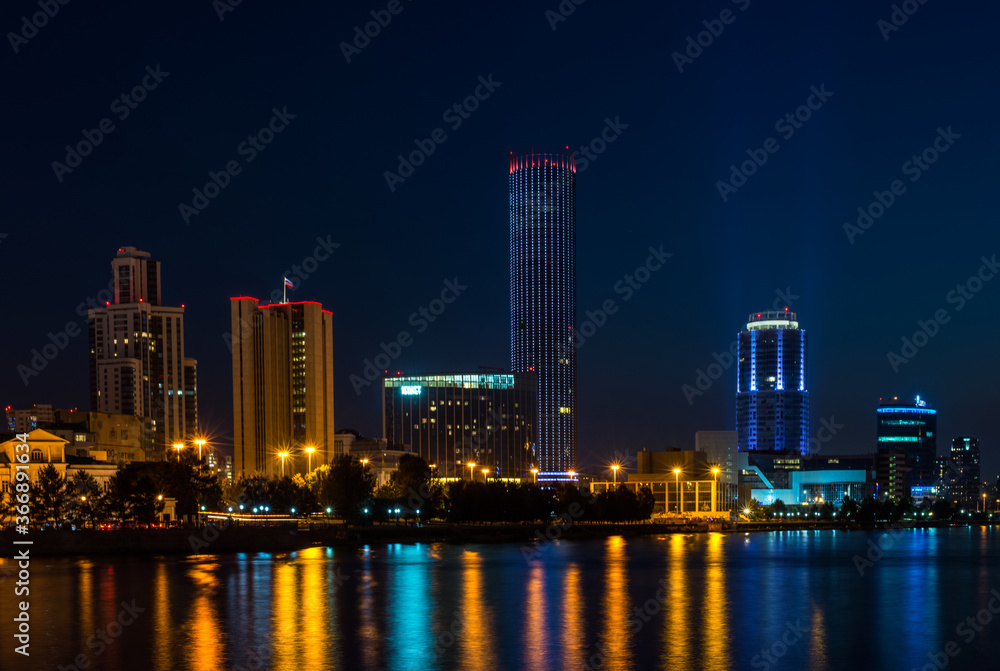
[509, 149, 577, 480]
[736, 309, 809, 453]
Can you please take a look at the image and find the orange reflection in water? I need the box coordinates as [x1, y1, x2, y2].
[522, 564, 547, 670]
[270, 556, 299, 671]
[560, 563, 585, 671]
[600, 536, 632, 670]
[702, 534, 730, 669]
[77, 559, 94, 659]
[152, 562, 173, 671]
[662, 535, 690, 668]
[458, 550, 495, 670]
[299, 548, 334, 670]
[184, 562, 223, 671]
[809, 599, 829, 670]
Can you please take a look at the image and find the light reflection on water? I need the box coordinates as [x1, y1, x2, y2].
[2, 527, 999, 670]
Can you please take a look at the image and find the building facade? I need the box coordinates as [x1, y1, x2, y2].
[510, 149, 577, 481]
[949, 436, 981, 506]
[736, 309, 809, 453]
[876, 396, 937, 487]
[230, 298, 334, 477]
[696, 430, 738, 483]
[383, 373, 537, 479]
[87, 247, 196, 459]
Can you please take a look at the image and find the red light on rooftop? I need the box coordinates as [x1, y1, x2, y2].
[757, 313, 761, 318]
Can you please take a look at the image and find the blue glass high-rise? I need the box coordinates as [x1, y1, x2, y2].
[736, 309, 809, 453]
[509, 149, 577, 481]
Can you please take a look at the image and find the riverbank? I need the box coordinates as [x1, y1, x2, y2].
[0, 519, 981, 556]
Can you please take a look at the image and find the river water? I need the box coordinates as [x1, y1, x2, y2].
[2, 527, 998, 670]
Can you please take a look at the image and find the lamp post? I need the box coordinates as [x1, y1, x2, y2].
[482, 468, 490, 482]
[173, 443, 184, 461]
[673, 468, 681, 514]
[305, 446, 315, 472]
[530, 468, 538, 484]
[194, 438, 206, 461]
[467, 462, 476, 482]
[712, 467, 720, 514]
[278, 452, 289, 477]
[612, 464, 620, 485]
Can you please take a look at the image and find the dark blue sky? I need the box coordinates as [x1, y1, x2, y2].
[3, 1, 998, 479]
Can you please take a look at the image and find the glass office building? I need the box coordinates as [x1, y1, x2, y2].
[509, 149, 577, 480]
[876, 396, 937, 486]
[736, 309, 809, 453]
[383, 373, 537, 479]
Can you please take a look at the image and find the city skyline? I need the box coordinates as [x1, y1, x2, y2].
[2, 2, 998, 481]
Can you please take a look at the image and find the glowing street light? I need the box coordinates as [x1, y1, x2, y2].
[173, 442, 184, 460]
[194, 438, 206, 461]
[467, 461, 476, 482]
[278, 451, 289, 477]
[674, 468, 681, 514]
[305, 446, 315, 472]
[530, 468, 538, 484]
[611, 464, 620, 485]
[482, 468, 490, 482]
[712, 467, 720, 513]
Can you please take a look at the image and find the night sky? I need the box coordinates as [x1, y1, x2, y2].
[3, 1, 998, 479]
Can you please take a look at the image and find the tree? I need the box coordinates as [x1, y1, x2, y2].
[0, 488, 15, 527]
[101, 473, 132, 524]
[389, 453, 431, 501]
[66, 471, 103, 528]
[33, 464, 67, 527]
[129, 476, 165, 523]
[637, 486, 656, 520]
[321, 455, 376, 523]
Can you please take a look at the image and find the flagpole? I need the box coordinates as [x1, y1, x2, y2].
[283, 278, 286, 303]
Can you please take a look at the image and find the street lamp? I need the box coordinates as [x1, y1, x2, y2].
[674, 468, 681, 514]
[305, 446, 315, 472]
[467, 461, 476, 482]
[611, 464, 620, 485]
[530, 468, 538, 484]
[712, 467, 720, 513]
[482, 468, 490, 482]
[173, 442, 184, 460]
[278, 451, 289, 477]
[194, 438, 206, 461]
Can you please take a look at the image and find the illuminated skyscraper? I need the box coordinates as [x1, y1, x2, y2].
[88, 247, 195, 459]
[736, 309, 809, 453]
[230, 298, 334, 477]
[876, 396, 937, 487]
[509, 149, 577, 480]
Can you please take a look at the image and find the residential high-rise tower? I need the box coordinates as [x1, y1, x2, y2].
[88, 247, 195, 459]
